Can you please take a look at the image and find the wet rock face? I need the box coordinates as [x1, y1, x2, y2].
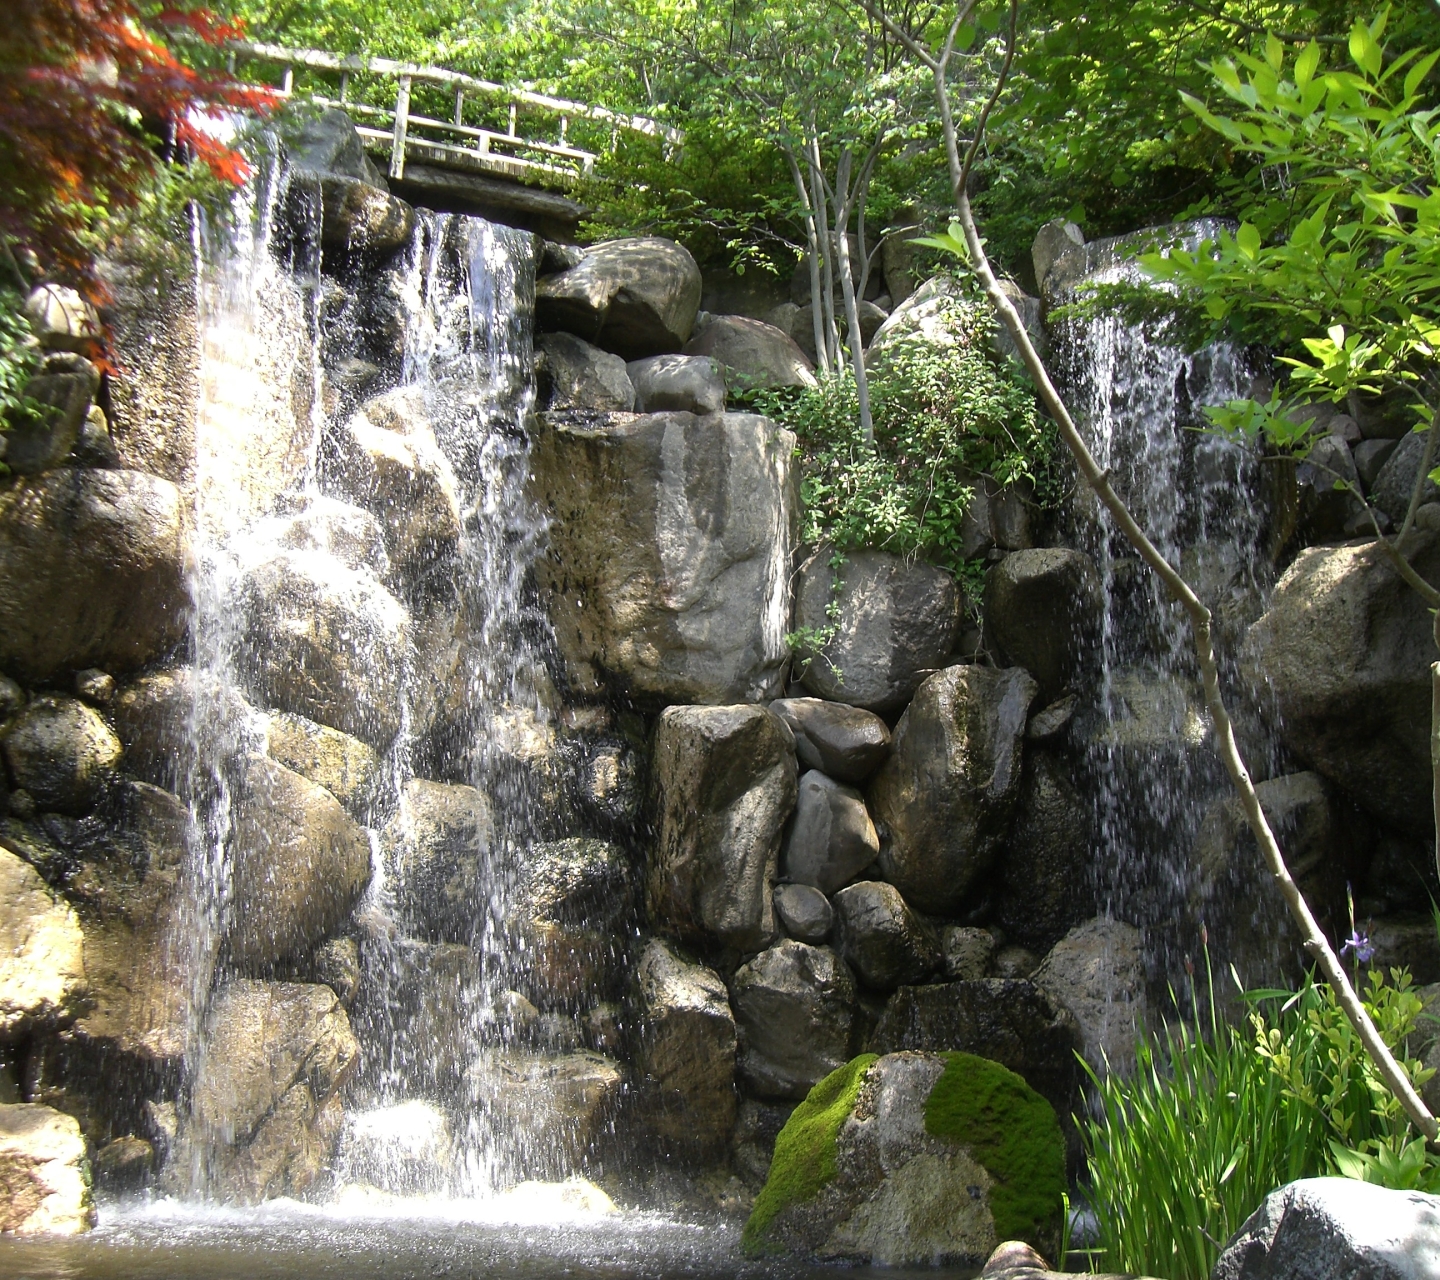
[648, 705, 798, 953]
[1, 696, 121, 814]
[6, 355, 101, 474]
[224, 755, 373, 971]
[0, 847, 86, 1041]
[832, 881, 940, 991]
[1242, 535, 1440, 835]
[782, 770, 880, 895]
[110, 667, 256, 792]
[0, 469, 190, 684]
[631, 938, 737, 1158]
[794, 551, 960, 714]
[682, 316, 816, 392]
[536, 237, 703, 359]
[537, 332, 636, 412]
[1032, 917, 1146, 1074]
[381, 778, 494, 945]
[870, 665, 1038, 914]
[730, 941, 856, 1100]
[626, 353, 726, 415]
[983, 548, 1101, 703]
[265, 710, 380, 818]
[0, 1104, 95, 1234]
[769, 698, 891, 785]
[529, 409, 797, 705]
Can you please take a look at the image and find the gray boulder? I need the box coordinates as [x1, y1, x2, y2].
[538, 331, 636, 412]
[288, 168, 416, 253]
[7, 356, 100, 473]
[682, 316, 816, 391]
[530, 410, 797, 704]
[1297, 434, 1367, 538]
[1213, 1178, 1440, 1280]
[631, 938, 736, 1157]
[870, 665, 1038, 914]
[794, 550, 960, 713]
[730, 940, 856, 1099]
[774, 883, 834, 943]
[381, 778, 494, 944]
[286, 107, 385, 183]
[1031, 220, 1085, 295]
[1032, 918, 1146, 1074]
[626, 353, 726, 414]
[941, 926, 996, 981]
[1242, 535, 1440, 835]
[0, 847, 87, 1040]
[769, 697, 892, 783]
[0, 469, 190, 684]
[983, 548, 1101, 703]
[1356, 439, 1400, 490]
[1, 695, 121, 814]
[866, 275, 979, 365]
[648, 705, 797, 953]
[0, 1105, 94, 1234]
[224, 755, 373, 971]
[833, 881, 941, 990]
[24, 285, 101, 354]
[1370, 430, 1440, 524]
[782, 770, 880, 894]
[537, 237, 702, 359]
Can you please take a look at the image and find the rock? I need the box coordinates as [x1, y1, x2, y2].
[991, 751, 1094, 954]
[1, 696, 121, 814]
[992, 946, 1039, 979]
[0, 469, 190, 684]
[832, 882, 940, 991]
[1370, 430, 1440, 523]
[289, 170, 416, 253]
[224, 755, 372, 971]
[867, 275, 979, 365]
[1213, 1178, 1440, 1280]
[0, 1105, 94, 1234]
[238, 549, 409, 749]
[24, 285, 101, 353]
[182, 980, 358, 1202]
[789, 234, 883, 307]
[989, 479, 1037, 549]
[782, 770, 879, 895]
[529, 409, 797, 704]
[744, 1051, 1065, 1265]
[1030, 220, 1085, 295]
[263, 496, 390, 578]
[682, 316, 816, 392]
[368, 942, 486, 1095]
[855, 299, 889, 346]
[941, 927, 996, 981]
[537, 332, 636, 412]
[70, 404, 120, 470]
[0, 677, 23, 719]
[991, 282, 1047, 363]
[537, 237, 702, 359]
[774, 883, 834, 943]
[309, 937, 360, 1007]
[286, 107, 386, 185]
[72, 669, 114, 706]
[631, 938, 737, 1157]
[870, 665, 1038, 914]
[731, 941, 856, 1099]
[0, 847, 86, 1040]
[626, 353, 726, 414]
[794, 550, 960, 713]
[1192, 771, 1354, 990]
[1297, 434, 1367, 539]
[92, 1135, 154, 1188]
[1031, 918, 1145, 1074]
[1355, 438, 1400, 491]
[769, 698, 891, 784]
[111, 667, 256, 791]
[6, 356, 100, 473]
[733, 1097, 796, 1185]
[983, 549, 1101, 703]
[381, 778, 494, 944]
[266, 710, 380, 817]
[882, 229, 919, 305]
[869, 980, 1080, 1118]
[1367, 915, 1440, 985]
[648, 705, 797, 953]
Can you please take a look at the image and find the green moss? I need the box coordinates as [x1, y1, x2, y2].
[924, 1052, 1065, 1247]
[742, 1053, 878, 1254]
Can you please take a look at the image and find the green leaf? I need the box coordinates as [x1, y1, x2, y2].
[1237, 222, 1262, 259]
[1265, 33, 1284, 74]
[1404, 48, 1440, 100]
[1295, 41, 1321, 90]
[1349, 21, 1382, 78]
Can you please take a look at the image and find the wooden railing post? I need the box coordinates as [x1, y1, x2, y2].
[453, 87, 464, 125]
[508, 102, 517, 137]
[389, 74, 412, 180]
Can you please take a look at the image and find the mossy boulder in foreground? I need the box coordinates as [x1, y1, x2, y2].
[743, 1050, 1064, 1266]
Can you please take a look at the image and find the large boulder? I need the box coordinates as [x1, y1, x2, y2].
[238, 549, 409, 749]
[179, 981, 358, 1202]
[794, 551, 961, 713]
[287, 169, 416, 253]
[260, 496, 390, 578]
[769, 698, 892, 784]
[1031, 918, 1146, 1075]
[1, 695, 121, 814]
[866, 275, 981, 364]
[286, 107, 386, 185]
[730, 941, 857, 1099]
[682, 316, 816, 392]
[1242, 535, 1440, 834]
[25, 285, 101, 354]
[111, 666, 256, 791]
[869, 665, 1038, 914]
[529, 410, 797, 704]
[774, 883, 834, 944]
[537, 331, 636, 412]
[631, 938, 737, 1157]
[743, 1051, 1065, 1265]
[0, 469, 190, 683]
[1213, 1178, 1440, 1280]
[0, 848, 86, 1041]
[1369, 430, 1440, 523]
[223, 755, 373, 971]
[0, 1105, 94, 1234]
[265, 710, 379, 818]
[626, 353, 726, 415]
[869, 980, 1080, 1119]
[832, 881, 941, 991]
[983, 549, 1101, 703]
[782, 770, 880, 895]
[6, 355, 100, 474]
[380, 778, 494, 944]
[648, 705, 797, 953]
[536, 237, 703, 359]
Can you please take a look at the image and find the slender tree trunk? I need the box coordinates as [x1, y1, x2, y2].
[807, 129, 841, 369]
[833, 148, 875, 445]
[784, 147, 831, 375]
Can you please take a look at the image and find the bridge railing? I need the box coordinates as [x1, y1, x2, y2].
[221, 40, 680, 188]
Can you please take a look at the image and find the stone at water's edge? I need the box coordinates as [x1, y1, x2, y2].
[627, 353, 727, 415]
[0, 1105, 95, 1235]
[381, 778, 495, 945]
[870, 664, 1038, 914]
[0, 469, 190, 684]
[538, 331, 636, 412]
[983, 548, 1101, 704]
[1031, 917, 1146, 1075]
[1214, 1178, 1440, 1280]
[530, 410, 797, 705]
[648, 705, 797, 953]
[832, 881, 941, 990]
[782, 770, 880, 896]
[1, 695, 122, 815]
[0, 847, 86, 1041]
[265, 710, 380, 819]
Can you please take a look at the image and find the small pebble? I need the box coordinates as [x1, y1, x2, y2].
[74, 668, 115, 706]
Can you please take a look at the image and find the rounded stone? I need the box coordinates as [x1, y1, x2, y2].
[1, 695, 121, 813]
[774, 883, 834, 943]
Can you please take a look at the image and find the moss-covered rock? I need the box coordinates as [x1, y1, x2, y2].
[743, 1049, 1065, 1265]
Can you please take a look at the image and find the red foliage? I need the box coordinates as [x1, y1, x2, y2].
[0, 0, 276, 292]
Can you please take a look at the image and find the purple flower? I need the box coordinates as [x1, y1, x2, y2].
[1341, 930, 1375, 964]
